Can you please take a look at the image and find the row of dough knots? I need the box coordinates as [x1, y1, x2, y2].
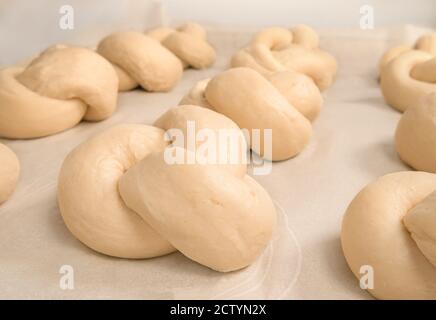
[231, 25, 338, 91]
[58, 104, 277, 272]
[98, 22, 216, 92]
[379, 32, 436, 112]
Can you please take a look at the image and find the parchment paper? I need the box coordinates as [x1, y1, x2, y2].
[0, 24, 432, 299]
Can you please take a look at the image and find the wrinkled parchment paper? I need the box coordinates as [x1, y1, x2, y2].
[0, 24, 432, 299]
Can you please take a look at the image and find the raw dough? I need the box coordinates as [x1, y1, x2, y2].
[147, 22, 216, 69]
[404, 190, 436, 267]
[341, 171, 436, 299]
[231, 25, 337, 91]
[97, 31, 183, 92]
[395, 93, 436, 173]
[98, 23, 215, 92]
[0, 143, 20, 204]
[58, 105, 276, 272]
[379, 33, 436, 112]
[0, 45, 118, 139]
[180, 67, 313, 161]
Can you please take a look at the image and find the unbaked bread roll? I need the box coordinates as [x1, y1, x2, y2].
[341, 171, 436, 299]
[231, 25, 338, 91]
[395, 93, 436, 173]
[97, 31, 183, 92]
[58, 105, 276, 272]
[379, 33, 436, 112]
[147, 22, 216, 69]
[0, 45, 119, 139]
[180, 67, 314, 161]
[0, 143, 20, 204]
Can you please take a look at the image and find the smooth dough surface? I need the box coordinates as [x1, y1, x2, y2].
[395, 93, 436, 173]
[0, 143, 20, 204]
[118, 147, 276, 272]
[379, 33, 436, 112]
[0, 46, 118, 138]
[204, 68, 312, 161]
[404, 190, 436, 267]
[341, 171, 436, 299]
[58, 124, 174, 259]
[147, 22, 216, 69]
[97, 31, 183, 92]
[231, 25, 337, 91]
[58, 105, 276, 271]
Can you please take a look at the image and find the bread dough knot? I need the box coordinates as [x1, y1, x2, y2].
[0, 45, 119, 139]
[0, 143, 19, 205]
[395, 92, 436, 173]
[58, 105, 276, 272]
[341, 172, 436, 299]
[180, 67, 321, 161]
[147, 22, 216, 70]
[380, 33, 436, 112]
[231, 25, 338, 91]
[98, 23, 215, 92]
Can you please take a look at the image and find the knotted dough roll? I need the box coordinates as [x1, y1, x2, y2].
[0, 45, 119, 139]
[341, 171, 436, 299]
[147, 22, 216, 69]
[231, 25, 337, 91]
[180, 67, 317, 161]
[97, 22, 215, 92]
[379, 33, 436, 112]
[58, 105, 276, 272]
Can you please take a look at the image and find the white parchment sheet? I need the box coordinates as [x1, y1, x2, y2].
[0, 25, 432, 299]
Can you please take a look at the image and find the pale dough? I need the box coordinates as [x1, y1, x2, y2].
[147, 22, 216, 70]
[58, 105, 276, 272]
[180, 67, 313, 161]
[379, 33, 436, 112]
[0, 143, 20, 204]
[231, 25, 337, 91]
[0, 45, 118, 139]
[341, 171, 436, 299]
[98, 23, 215, 92]
[395, 93, 436, 173]
[97, 31, 183, 92]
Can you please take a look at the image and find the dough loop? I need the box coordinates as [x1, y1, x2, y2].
[58, 105, 276, 272]
[0, 45, 119, 139]
[380, 33, 436, 112]
[180, 67, 319, 161]
[147, 22, 216, 70]
[341, 171, 436, 299]
[231, 25, 337, 91]
[98, 23, 215, 92]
